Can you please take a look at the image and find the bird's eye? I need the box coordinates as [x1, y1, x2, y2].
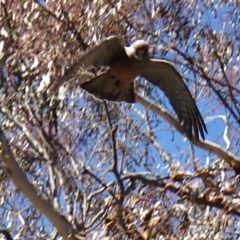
[136, 47, 148, 59]
[137, 48, 145, 57]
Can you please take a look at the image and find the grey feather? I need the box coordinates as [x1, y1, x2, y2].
[81, 72, 135, 103]
[76, 36, 126, 68]
[141, 59, 207, 140]
[52, 36, 126, 90]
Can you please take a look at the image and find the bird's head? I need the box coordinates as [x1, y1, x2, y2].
[126, 40, 149, 61]
[132, 40, 149, 61]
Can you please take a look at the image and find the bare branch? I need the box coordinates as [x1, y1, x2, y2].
[136, 94, 240, 169]
[103, 101, 125, 202]
[0, 128, 81, 240]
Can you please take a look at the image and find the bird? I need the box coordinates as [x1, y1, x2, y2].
[59, 36, 207, 141]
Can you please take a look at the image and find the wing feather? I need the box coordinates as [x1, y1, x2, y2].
[141, 59, 207, 141]
[75, 36, 126, 68]
[51, 36, 126, 90]
[81, 72, 135, 103]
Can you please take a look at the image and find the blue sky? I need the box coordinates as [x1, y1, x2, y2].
[1, 1, 239, 239]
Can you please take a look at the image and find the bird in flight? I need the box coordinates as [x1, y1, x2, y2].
[56, 36, 207, 141]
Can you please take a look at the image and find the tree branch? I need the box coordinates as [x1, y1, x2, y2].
[103, 101, 125, 203]
[136, 94, 240, 171]
[0, 128, 82, 240]
[123, 172, 240, 217]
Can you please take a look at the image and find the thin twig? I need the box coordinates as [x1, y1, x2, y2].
[103, 100, 125, 203]
[82, 167, 118, 202]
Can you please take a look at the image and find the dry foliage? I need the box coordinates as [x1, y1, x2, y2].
[0, 0, 239, 239]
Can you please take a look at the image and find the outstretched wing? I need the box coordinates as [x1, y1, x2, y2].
[74, 36, 126, 68]
[141, 59, 207, 141]
[51, 36, 126, 90]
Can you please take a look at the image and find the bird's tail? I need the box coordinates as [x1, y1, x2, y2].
[80, 72, 135, 103]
